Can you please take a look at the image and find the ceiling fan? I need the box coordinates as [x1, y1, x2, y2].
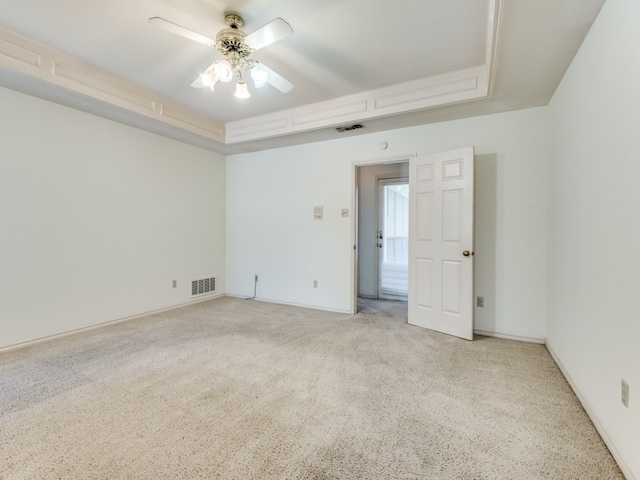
[149, 13, 294, 98]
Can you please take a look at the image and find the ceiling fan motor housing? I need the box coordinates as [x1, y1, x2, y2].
[216, 14, 254, 69]
[225, 14, 243, 29]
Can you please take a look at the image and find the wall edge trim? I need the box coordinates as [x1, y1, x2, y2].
[546, 342, 635, 480]
[0, 293, 225, 353]
[474, 329, 545, 344]
[225, 293, 351, 315]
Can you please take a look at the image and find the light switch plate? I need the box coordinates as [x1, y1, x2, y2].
[622, 379, 629, 408]
[313, 205, 323, 220]
[341, 208, 349, 218]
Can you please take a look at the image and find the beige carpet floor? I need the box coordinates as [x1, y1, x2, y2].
[0, 297, 624, 479]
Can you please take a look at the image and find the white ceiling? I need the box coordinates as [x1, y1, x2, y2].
[0, 0, 605, 154]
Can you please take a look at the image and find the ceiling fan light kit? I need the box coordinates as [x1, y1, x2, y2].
[213, 60, 233, 82]
[151, 13, 294, 99]
[234, 78, 251, 99]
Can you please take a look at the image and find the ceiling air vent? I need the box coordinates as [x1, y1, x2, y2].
[191, 276, 216, 296]
[335, 123, 364, 133]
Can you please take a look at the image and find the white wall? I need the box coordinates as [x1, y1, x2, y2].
[227, 107, 549, 340]
[547, 0, 640, 477]
[0, 86, 226, 349]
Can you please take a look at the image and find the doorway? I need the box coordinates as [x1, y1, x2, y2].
[352, 147, 474, 340]
[355, 161, 409, 304]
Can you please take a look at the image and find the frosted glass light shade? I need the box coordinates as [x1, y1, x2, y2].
[213, 60, 233, 83]
[234, 80, 250, 98]
[200, 71, 219, 90]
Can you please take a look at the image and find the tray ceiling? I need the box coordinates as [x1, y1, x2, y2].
[0, 0, 605, 153]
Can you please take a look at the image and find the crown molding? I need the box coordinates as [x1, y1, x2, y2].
[225, 66, 487, 144]
[0, 0, 501, 148]
[0, 28, 225, 143]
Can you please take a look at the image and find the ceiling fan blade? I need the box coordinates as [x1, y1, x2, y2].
[244, 18, 293, 50]
[149, 17, 216, 47]
[191, 75, 208, 88]
[256, 62, 294, 93]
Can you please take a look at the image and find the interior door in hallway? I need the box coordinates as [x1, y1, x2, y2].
[377, 178, 409, 300]
[408, 147, 474, 340]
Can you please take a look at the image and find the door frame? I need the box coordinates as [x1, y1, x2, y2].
[351, 153, 416, 314]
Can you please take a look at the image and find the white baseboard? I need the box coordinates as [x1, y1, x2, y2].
[0, 293, 225, 353]
[225, 293, 351, 314]
[474, 329, 546, 344]
[546, 343, 634, 480]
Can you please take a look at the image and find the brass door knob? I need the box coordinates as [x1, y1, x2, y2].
[463, 250, 470, 257]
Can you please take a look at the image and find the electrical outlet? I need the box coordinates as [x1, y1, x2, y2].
[622, 379, 629, 408]
[172, 280, 177, 289]
[255, 274, 259, 282]
[313, 280, 318, 288]
[476, 296, 484, 308]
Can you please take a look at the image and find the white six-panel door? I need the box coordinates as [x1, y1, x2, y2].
[408, 147, 474, 340]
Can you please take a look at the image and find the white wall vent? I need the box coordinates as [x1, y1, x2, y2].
[192, 276, 216, 296]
